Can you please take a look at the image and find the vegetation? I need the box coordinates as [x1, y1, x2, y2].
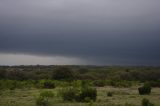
[40, 91, 54, 98]
[0, 65, 160, 106]
[107, 91, 113, 97]
[138, 83, 151, 95]
[0, 65, 160, 81]
[79, 87, 97, 102]
[52, 66, 76, 80]
[39, 80, 55, 89]
[60, 87, 79, 101]
[141, 98, 154, 106]
[93, 80, 105, 87]
[59, 86, 97, 102]
[36, 96, 49, 106]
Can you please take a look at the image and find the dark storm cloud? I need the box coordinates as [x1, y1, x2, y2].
[0, 0, 160, 65]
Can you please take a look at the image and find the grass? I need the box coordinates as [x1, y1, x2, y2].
[0, 86, 160, 106]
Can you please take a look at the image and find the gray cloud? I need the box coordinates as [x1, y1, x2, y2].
[0, 0, 160, 65]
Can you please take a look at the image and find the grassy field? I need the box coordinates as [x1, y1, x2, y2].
[0, 86, 160, 106]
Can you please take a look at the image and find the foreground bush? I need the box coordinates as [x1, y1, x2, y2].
[79, 87, 97, 102]
[141, 98, 154, 106]
[60, 87, 79, 101]
[60, 87, 97, 102]
[36, 96, 49, 106]
[138, 83, 151, 95]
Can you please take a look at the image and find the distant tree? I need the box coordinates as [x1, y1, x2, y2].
[6, 70, 27, 80]
[78, 68, 89, 74]
[0, 69, 6, 79]
[52, 66, 75, 80]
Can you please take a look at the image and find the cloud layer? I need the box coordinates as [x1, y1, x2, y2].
[0, 0, 160, 65]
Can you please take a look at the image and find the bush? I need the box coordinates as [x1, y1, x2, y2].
[0, 70, 6, 79]
[0, 80, 36, 90]
[52, 67, 75, 80]
[141, 98, 154, 106]
[7, 80, 17, 90]
[138, 83, 151, 95]
[72, 80, 82, 88]
[79, 87, 97, 102]
[93, 80, 105, 87]
[81, 80, 91, 88]
[107, 92, 113, 97]
[36, 96, 49, 106]
[60, 87, 79, 101]
[84, 97, 92, 103]
[40, 80, 55, 89]
[60, 87, 97, 102]
[40, 91, 54, 98]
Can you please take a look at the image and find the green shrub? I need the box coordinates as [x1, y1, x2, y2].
[40, 80, 55, 89]
[52, 67, 75, 80]
[93, 80, 105, 87]
[72, 80, 83, 88]
[79, 87, 97, 102]
[84, 97, 92, 103]
[8, 80, 17, 90]
[60, 87, 79, 101]
[107, 91, 113, 97]
[0, 80, 36, 90]
[40, 91, 54, 98]
[81, 80, 91, 88]
[60, 87, 97, 102]
[36, 96, 49, 106]
[141, 98, 154, 106]
[138, 83, 151, 95]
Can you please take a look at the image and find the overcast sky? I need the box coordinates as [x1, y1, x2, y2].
[0, 0, 160, 66]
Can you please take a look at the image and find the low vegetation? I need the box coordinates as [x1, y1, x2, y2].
[107, 91, 113, 97]
[138, 83, 151, 95]
[0, 65, 160, 106]
[141, 98, 154, 106]
[36, 96, 49, 106]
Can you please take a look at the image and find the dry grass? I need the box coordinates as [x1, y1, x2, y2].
[0, 86, 160, 106]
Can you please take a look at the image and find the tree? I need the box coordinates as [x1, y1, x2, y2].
[52, 66, 75, 80]
[0, 69, 6, 79]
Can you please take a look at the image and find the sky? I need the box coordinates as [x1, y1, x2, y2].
[0, 0, 160, 66]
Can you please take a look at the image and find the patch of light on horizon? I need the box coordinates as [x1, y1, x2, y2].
[0, 53, 87, 66]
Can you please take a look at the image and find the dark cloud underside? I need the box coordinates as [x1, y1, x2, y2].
[0, 0, 160, 65]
